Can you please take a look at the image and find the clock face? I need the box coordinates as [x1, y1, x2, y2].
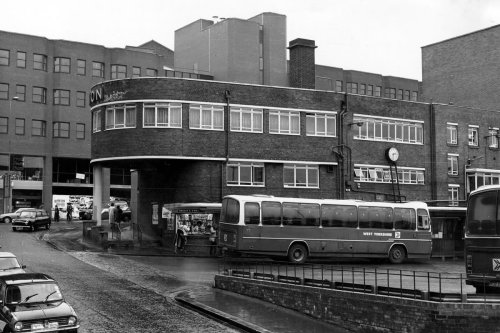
[388, 147, 399, 162]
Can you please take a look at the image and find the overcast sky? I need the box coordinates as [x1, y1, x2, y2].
[2, 0, 500, 80]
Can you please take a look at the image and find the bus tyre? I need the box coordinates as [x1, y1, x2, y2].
[288, 244, 308, 264]
[388, 245, 406, 264]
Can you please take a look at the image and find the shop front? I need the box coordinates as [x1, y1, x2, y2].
[161, 203, 221, 256]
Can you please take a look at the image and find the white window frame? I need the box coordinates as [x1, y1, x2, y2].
[447, 154, 459, 176]
[306, 113, 336, 137]
[447, 123, 458, 145]
[92, 110, 102, 133]
[448, 185, 460, 207]
[354, 115, 423, 145]
[143, 102, 182, 128]
[283, 164, 319, 188]
[226, 162, 265, 186]
[105, 104, 136, 130]
[189, 104, 224, 131]
[468, 126, 479, 146]
[230, 107, 263, 133]
[488, 128, 499, 148]
[269, 110, 300, 135]
[354, 164, 425, 185]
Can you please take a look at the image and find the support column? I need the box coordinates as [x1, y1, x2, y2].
[42, 156, 52, 214]
[93, 165, 110, 226]
[130, 169, 138, 241]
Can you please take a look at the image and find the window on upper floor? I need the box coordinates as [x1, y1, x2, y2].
[111, 64, 127, 79]
[448, 185, 459, 206]
[132, 67, 141, 78]
[0, 117, 8, 133]
[54, 57, 70, 73]
[92, 110, 102, 133]
[227, 162, 265, 186]
[230, 107, 263, 133]
[335, 80, 343, 92]
[76, 91, 86, 108]
[32, 120, 46, 137]
[374, 86, 382, 97]
[53, 89, 70, 105]
[17, 51, 26, 68]
[105, 104, 136, 129]
[53, 122, 70, 138]
[92, 62, 104, 78]
[77, 59, 86, 76]
[284, 164, 319, 188]
[15, 85, 25, 102]
[367, 85, 373, 96]
[76, 123, 85, 139]
[33, 54, 47, 71]
[143, 102, 182, 128]
[404, 90, 410, 101]
[353, 115, 423, 144]
[385, 88, 396, 99]
[448, 154, 459, 176]
[354, 165, 425, 185]
[306, 113, 336, 137]
[359, 84, 366, 95]
[446, 123, 458, 145]
[0, 50, 9, 66]
[189, 104, 224, 131]
[33, 87, 47, 104]
[411, 91, 418, 101]
[269, 110, 300, 135]
[146, 68, 157, 77]
[15, 118, 25, 135]
[347, 82, 358, 94]
[488, 128, 499, 149]
[468, 126, 479, 147]
[0, 83, 8, 100]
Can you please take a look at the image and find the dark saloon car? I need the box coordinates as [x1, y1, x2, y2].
[0, 273, 79, 332]
[12, 210, 50, 232]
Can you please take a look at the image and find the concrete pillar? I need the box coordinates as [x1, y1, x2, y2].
[42, 156, 52, 214]
[130, 169, 138, 241]
[93, 165, 110, 226]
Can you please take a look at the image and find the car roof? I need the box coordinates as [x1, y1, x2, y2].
[0, 252, 17, 258]
[0, 273, 54, 285]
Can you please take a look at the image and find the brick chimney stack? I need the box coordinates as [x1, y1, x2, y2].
[288, 38, 317, 89]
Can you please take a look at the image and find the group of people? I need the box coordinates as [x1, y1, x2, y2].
[52, 203, 73, 222]
[175, 221, 218, 256]
[108, 203, 123, 224]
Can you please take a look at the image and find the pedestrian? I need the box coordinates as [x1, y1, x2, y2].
[109, 202, 116, 224]
[66, 203, 73, 221]
[209, 224, 218, 256]
[115, 205, 122, 224]
[175, 221, 189, 253]
[54, 205, 60, 222]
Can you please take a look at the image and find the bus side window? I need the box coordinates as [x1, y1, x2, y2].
[262, 201, 282, 226]
[394, 208, 415, 230]
[244, 202, 260, 225]
[417, 209, 430, 230]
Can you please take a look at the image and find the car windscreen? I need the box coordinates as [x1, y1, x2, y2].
[0, 258, 21, 270]
[19, 211, 36, 218]
[6, 283, 62, 304]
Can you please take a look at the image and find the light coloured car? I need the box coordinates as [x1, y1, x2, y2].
[0, 208, 34, 224]
[0, 252, 26, 276]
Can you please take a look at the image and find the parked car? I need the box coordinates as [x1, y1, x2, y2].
[0, 273, 79, 332]
[78, 202, 93, 220]
[0, 253, 26, 276]
[0, 208, 33, 224]
[12, 209, 51, 232]
[82, 201, 131, 222]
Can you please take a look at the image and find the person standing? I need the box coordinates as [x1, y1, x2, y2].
[115, 205, 122, 224]
[66, 203, 73, 221]
[54, 205, 60, 222]
[175, 221, 189, 253]
[108, 202, 116, 224]
[209, 224, 218, 256]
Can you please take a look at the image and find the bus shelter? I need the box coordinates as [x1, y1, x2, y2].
[428, 206, 466, 259]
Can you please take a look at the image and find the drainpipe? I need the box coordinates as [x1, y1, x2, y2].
[336, 93, 348, 199]
[429, 102, 437, 201]
[222, 90, 231, 201]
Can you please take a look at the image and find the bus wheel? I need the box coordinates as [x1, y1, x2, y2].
[388, 245, 406, 264]
[288, 244, 308, 264]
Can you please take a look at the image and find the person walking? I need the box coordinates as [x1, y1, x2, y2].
[66, 203, 73, 221]
[54, 205, 60, 222]
[209, 224, 218, 257]
[175, 221, 189, 253]
[115, 205, 122, 224]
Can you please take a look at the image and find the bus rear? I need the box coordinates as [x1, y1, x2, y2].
[465, 185, 500, 291]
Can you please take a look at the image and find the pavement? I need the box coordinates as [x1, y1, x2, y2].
[44, 221, 346, 333]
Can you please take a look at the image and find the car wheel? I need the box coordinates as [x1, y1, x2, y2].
[46, 223, 50, 230]
[4, 217, 12, 224]
[12, 227, 16, 232]
[29, 224, 34, 232]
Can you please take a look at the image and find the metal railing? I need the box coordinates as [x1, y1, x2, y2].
[218, 259, 500, 303]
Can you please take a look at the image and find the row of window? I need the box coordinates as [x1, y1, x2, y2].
[241, 201, 421, 230]
[353, 116, 424, 144]
[344, 82, 418, 101]
[0, 49, 159, 79]
[446, 123, 499, 148]
[93, 102, 339, 138]
[0, 84, 86, 107]
[354, 165, 425, 184]
[0, 118, 84, 139]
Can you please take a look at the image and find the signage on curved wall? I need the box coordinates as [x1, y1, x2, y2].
[89, 86, 128, 106]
